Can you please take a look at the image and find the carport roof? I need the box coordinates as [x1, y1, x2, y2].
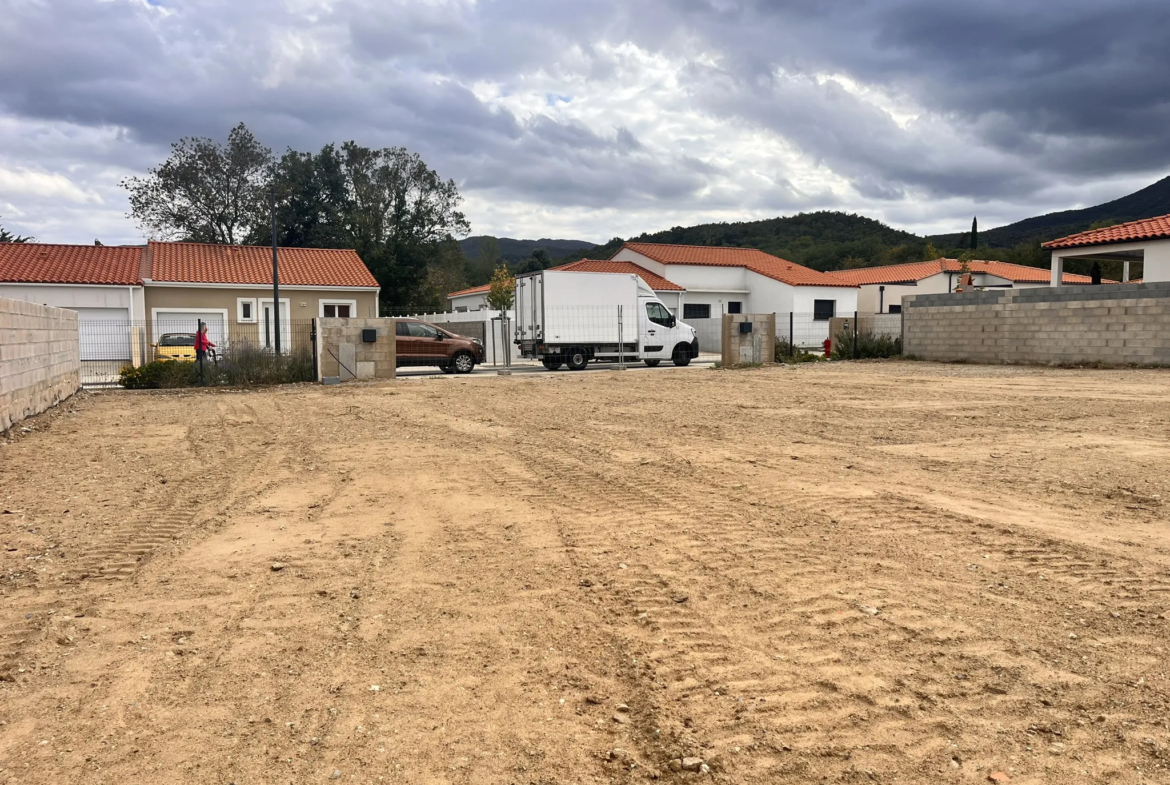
[0, 243, 144, 285]
[1043, 213, 1170, 249]
[826, 258, 1097, 285]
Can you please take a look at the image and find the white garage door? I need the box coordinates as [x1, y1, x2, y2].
[72, 307, 131, 361]
[153, 312, 227, 349]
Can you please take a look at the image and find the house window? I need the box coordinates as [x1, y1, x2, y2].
[727, 301, 742, 314]
[237, 298, 257, 323]
[888, 304, 902, 314]
[320, 299, 357, 318]
[683, 304, 711, 320]
[813, 300, 836, 321]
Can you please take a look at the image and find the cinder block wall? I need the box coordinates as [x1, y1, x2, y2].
[721, 313, 776, 365]
[318, 318, 397, 381]
[903, 282, 1170, 365]
[0, 297, 81, 431]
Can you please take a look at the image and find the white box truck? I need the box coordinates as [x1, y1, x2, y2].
[514, 270, 699, 370]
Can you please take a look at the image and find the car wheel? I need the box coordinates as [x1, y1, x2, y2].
[643, 359, 661, 368]
[541, 359, 564, 371]
[672, 345, 691, 367]
[566, 349, 588, 371]
[452, 352, 475, 374]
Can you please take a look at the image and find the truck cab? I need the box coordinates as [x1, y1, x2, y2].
[638, 297, 695, 366]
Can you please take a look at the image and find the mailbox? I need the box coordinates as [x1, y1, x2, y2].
[362, 328, 377, 343]
[739, 322, 753, 334]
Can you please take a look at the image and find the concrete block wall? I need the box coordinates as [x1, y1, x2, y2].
[903, 282, 1170, 365]
[318, 318, 397, 381]
[0, 297, 81, 432]
[722, 313, 776, 365]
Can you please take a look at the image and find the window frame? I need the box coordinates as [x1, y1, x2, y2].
[236, 298, 257, 323]
[319, 298, 358, 319]
[683, 303, 711, 320]
[888, 304, 902, 315]
[813, 299, 836, 321]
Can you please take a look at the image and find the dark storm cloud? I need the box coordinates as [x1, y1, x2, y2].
[0, 0, 1166, 243]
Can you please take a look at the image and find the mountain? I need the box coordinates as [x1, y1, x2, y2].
[931, 175, 1170, 248]
[561, 211, 923, 272]
[459, 236, 597, 263]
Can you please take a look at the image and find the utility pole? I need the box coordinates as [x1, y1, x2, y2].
[271, 184, 281, 355]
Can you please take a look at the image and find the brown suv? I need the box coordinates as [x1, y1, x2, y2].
[395, 318, 485, 373]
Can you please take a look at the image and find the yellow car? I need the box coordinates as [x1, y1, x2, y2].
[153, 333, 197, 361]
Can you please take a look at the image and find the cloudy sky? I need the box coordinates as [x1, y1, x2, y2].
[1, 0, 1168, 246]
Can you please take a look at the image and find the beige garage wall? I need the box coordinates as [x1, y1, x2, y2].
[0, 297, 80, 432]
[144, 286, 379, 323]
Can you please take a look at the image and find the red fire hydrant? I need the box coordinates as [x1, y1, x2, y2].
[823, 337, 832, 358]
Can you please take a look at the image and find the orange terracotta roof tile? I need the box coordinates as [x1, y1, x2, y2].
[550, 259, 685, 290]
[619, 242, 856, 287]
[0, 243, 144, 285]
[449, 283, 492, 297]
[825, 258, 1097, 285]
[1043, 214, 1170, 249]
[148, 241, 378, 287]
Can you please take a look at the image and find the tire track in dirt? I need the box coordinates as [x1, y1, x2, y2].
[484, 414, 1168, 782]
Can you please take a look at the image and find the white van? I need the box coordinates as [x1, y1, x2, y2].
[514, 270, 699, 370]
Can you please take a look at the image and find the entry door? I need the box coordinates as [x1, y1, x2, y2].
[640, 301, 673, 359]
[261, 302, 291, 352]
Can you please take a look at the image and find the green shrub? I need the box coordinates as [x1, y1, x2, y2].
[830, 329, 902, 360]
[774, 338, 825, 364]
[119, 360, 198, 389]
[120, 347, 315, 389]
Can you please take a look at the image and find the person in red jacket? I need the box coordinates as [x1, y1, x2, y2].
[194, 323, 215, 364]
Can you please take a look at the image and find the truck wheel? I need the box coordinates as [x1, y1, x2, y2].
[452, 352, 475, 374]
[643, 359, 661, 367]
[566, 349, 589, 371]
[672, 345, 692, 367]
[541, 359, 563, 371]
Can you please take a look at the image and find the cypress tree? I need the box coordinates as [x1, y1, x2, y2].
[970, 216, 979, 250]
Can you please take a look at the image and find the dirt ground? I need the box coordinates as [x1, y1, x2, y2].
[2, 362, 1169, 785]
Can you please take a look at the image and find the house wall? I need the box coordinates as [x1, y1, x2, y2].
[903, 282, 1170, 365]
[1, 298, 80, 432]
[145, 285, 379, 327]
[856, 273, 953, 313]
[0, 284, 144, 320]
[449, 292, 489, 311]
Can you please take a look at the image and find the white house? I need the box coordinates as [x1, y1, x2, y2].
[449, 258, 687, 312]
[1044, 214, 1170, 285]
[609, 242, 857, 321]
[826, 258, 1098, 313]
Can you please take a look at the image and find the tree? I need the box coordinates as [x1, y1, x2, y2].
[418, 236, 470, 310]
[923, 242, 940, 260]
[0, 217, 33, 243]
[514, 248, 552, 274]
[970, 216, 979, 250]
[122, 123, 273, 244]
[251, 144, 350, 249]
[485, 264, 514, 311]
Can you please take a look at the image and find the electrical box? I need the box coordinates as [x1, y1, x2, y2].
[362, 329, 377, 343]
[739, 322, 753, 334]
